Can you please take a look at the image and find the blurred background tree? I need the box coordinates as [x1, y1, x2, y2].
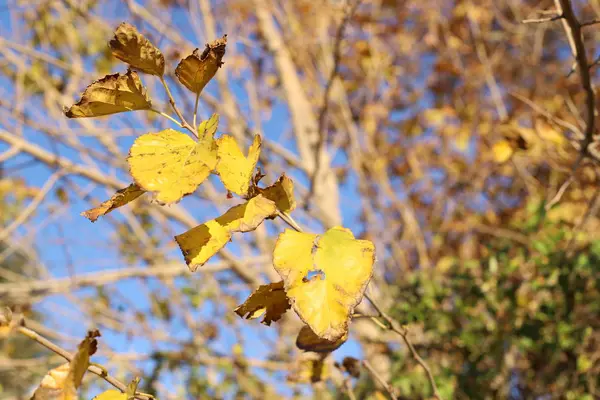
[0, 0, 599, 399]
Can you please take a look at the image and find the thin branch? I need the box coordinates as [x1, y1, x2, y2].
[159, 76, 197, 137]
[555, 0, 596, 155]
[545, 153, 584, 210]
[307, 0, 360, 202]
[523, 14, 563, 24]
[362, 359, 398, 400]
[365, 293, 442, 400]
[16, 321, 153, 399]
[581, 18, 600, 27]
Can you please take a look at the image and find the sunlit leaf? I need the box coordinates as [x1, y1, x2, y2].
[216, 134, 262, 196]
[296, 325, 347, 353]
[81, 184, 145, 222]
[64, 70, 151, 118]
[492, 140, 514, 163]
[31, 330, 100, 400]
[196, 114, 220, 170]
[92, 390, 126, 400]
[128, 129, 216, 204]
[234, 281, 290, 325]
[175, 35, 227, 94]
[109, 22, 165, 76]
[175, 194, 276, 271]
[259, 174, 296, 213]
[273, 227, 375, 341]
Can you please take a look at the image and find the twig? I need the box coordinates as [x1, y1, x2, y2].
[554, 0, 596, 156]
[523, 14, 563, 24]
[365, 293, 442, 400]
[581, 18, 600, 27]
[306, 0, 360, 203]
[362, 360, 398, 400]
[16, 322, 154, 399]
[545, 153, 583, 210]
[566, 184, 600, 256]
[159, 77, 197, 137]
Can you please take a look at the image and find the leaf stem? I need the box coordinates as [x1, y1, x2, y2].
[150, 108, 184, 128]
[364, 293, 442, 399]
[193, 91, 201, 133]
[159, 76, 197, 137]
[276, 210, 303, 232]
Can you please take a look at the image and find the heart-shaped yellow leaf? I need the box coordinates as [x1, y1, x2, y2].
[273, 227, 375, 341]
[296, 324, 347, 353]
[81, 184, 145, 222]
[64, 70, 151, 118]
[128, 129, 217, 204]
[216, 134, 262, 196]
[235, 281, 291, 325]
[175, 194, 277, 271]
[109, 22, 165, 76]
[175, 35, 227, 94]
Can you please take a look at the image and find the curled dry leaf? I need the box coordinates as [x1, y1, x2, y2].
[109, 22, 165, 76]
[216, 134, 262, 196]
[259, 174, 296, 213]
[81, 184, 145, 222]
[273, 226, 375, 341]
[31, 330, 100, 400]
[234, 281, 291, 325]
[64, 70, 151, 118]
[128, 128, 218, 204]
[175, 35, 227, 94]
[296, 324, 347, 353]
[175, 194, 277, 271]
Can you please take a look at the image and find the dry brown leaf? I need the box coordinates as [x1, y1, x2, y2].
[234, 281, 291, 325]
[175, 35, 227, 94]
[81, 184, 145, 222]
[64, 70, 151, 118]
[109, 22, 165, 76]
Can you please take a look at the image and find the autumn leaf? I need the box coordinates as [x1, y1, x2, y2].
[259, 174, 296, 213]
[492, 140, 515, 163]
[196, 114, 220, 170]
[92, 390, 127, 400]
[81, 184, 145, 222]
[273, 227, 375, 341]
[109, 22, 165, 76]
[175, 194, 276, 271]
[175, 35, 227, 94]
[64, 70, 151, 118]
[296, 324, 347, 353]
[216, 134, 262, 196]
[128, 128, 217, 204]
[234, 281, 290, 325]
[31, 330, 100, 400]
[288, 357, 328, 384]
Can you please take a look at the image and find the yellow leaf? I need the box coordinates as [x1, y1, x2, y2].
[109, 22, 165, 76]
[64, 70, 151, 118]
[259, 174, 296, 213]
[288, 357, 328, 384]
[175, 195, 277, 270]
[234, 281, 291, 325]
[31, 330, 100, 400]
[296, 325, 347, 353]
[492, 140, 514, 163]
[128, 129, 215, 204]
[92, 390, 127, 400]
[273, 227, 375, 341]
[81, 184, 145, 222]
[196, 114, 220, 170]
[175, 35, 227, 94]
[216, 134, 262, 196]
[198, 113, 220, 140]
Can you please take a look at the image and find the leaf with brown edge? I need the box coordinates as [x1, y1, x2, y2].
[64, 70, 151, 118]
[296, 324, 347, 353]
[175, 35, 227, 94]
[175, 195, 277, 271]
[259, 174, 296, 213]
[109, 22, 165, 76]
[234, 281, 290, 325]
[81, 184, 145, 222]
[31, 330, 100, 400]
